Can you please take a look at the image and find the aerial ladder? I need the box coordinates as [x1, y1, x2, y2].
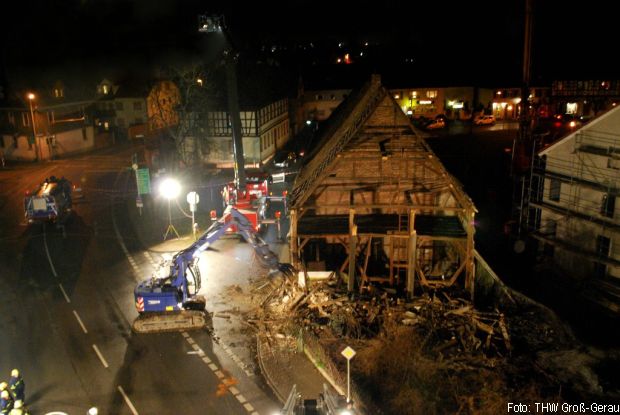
[198, 14, 286, 231]
[133, 207, 292, 333]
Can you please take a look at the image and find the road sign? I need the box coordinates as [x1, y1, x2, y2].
[341, 345, 356, 403]
[136, 168, 151, 195]
[186, 191, 200, 205]
[341, 346, 356, 360]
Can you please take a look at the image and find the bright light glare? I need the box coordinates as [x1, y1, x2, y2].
[306, 120, 312, 125]
[339, 410, 353, 415]
[160, 178, 181, 199]
[28, 93, 35, 100]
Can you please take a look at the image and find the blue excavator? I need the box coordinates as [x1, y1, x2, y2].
[133, 207, 292, 333]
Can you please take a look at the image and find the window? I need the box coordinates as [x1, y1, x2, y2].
[102, 85, 109, 95]
[549, 179, 561, 201]
[608, 158, 620, 170]
[595, 235, 611, 278]
[117, 118, 126, 127]
[135, 118, 143, 124]
[601, 193, 616, 218]
[426, 90, 437, 98]
[22, 112, 30, 127]
[54, 88, 64, 98]
[115, 102, 124, 111]
[133, 101, 142, 110]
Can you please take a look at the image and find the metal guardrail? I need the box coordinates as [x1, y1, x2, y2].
[281, 384, 299, 415]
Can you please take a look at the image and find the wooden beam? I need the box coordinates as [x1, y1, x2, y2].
[290, 208, 299, 271]
[465, 208, 476, 300]
[348, 208, 357, 293]
[407, 209, 417, 298]
[301, 203, 467, 213]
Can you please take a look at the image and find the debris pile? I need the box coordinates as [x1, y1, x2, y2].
[265, 279, 512, 359]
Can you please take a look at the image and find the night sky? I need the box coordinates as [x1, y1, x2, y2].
[2, 0, 619, 89]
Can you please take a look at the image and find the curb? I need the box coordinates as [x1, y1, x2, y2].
[256, 333, 287, 404]
[302, 347, 345, 397]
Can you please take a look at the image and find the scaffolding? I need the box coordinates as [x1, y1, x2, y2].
[524, 125, 620, 311]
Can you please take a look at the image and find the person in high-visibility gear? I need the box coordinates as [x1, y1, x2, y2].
[0, 390, 13, 414]
[8, 370, 24, 404]
[8, 399, 28, 415]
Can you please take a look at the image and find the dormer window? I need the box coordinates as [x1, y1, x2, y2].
[102, 85, 109, 95]
[54, 88, 64, 98]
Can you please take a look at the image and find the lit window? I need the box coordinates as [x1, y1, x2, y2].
[566, 102, 577, 114]
[412, 91, 417, 98]
[601, 193, 616, 218]
[426, 90, 437, 98]
[54, 88, 63, 98]
[103, 85, 109, 94]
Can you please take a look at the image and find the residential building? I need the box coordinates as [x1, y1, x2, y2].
[94, 78, 148, 139]
[0, 84, 95, 161]
[206, 98, 290, 168]
[492, 86, 551, 120]
[300, 86, 495, 123]
[552, 80, 620, 118]
[527, 105, 620, 312]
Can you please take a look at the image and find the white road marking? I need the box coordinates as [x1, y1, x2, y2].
[112, 209, 142, 282]
[92, 344, 109, 368]
[72, 310, 88, 334]
[214, 370, 225, 379]
[229, 386, 240, 395]
[118, 385, 140, 415]
[243, 403, 254, 412]
[58, 284, 71, 303]
[236, 394, 247, 403]
[42, 227, 58, 278]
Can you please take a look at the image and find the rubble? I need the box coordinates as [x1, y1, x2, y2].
[248, 272, 618, 414]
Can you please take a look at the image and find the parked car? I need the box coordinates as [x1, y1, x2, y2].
[425, 118, 446, 130]
[474, 115, 496, 126]
[553, 114, 583, 130]
[273, 151, 297, 168]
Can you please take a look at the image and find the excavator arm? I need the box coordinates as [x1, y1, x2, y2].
[132, 207, 292, 333]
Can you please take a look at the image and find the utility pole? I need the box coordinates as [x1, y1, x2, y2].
[512, 0, 535, 243]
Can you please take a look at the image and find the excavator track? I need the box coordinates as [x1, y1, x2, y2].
[132, 310, 208, 334]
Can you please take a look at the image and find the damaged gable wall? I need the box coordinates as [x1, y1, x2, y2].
[289, 75, 477, 298]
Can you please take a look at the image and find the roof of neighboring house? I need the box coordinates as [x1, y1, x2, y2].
[114, 83, 150, 99]
[539, 105, 620, 156]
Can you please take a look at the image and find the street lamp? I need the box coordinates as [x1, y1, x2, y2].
[160, 178, 181, 240]
[27, 93, 40, 161]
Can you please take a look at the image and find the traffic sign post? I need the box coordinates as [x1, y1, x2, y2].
[186, 191, 200, 240]
[136, 168, 151, 195]
[132, 159, 150, 216]
[341, 346, 356, 403]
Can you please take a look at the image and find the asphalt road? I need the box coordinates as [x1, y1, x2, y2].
[0, 144, 281, 415]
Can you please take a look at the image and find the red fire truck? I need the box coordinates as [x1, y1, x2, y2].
[221, 172, 271, 231]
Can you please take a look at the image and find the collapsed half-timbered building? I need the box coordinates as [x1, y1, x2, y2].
[288, 75, 478, 298]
